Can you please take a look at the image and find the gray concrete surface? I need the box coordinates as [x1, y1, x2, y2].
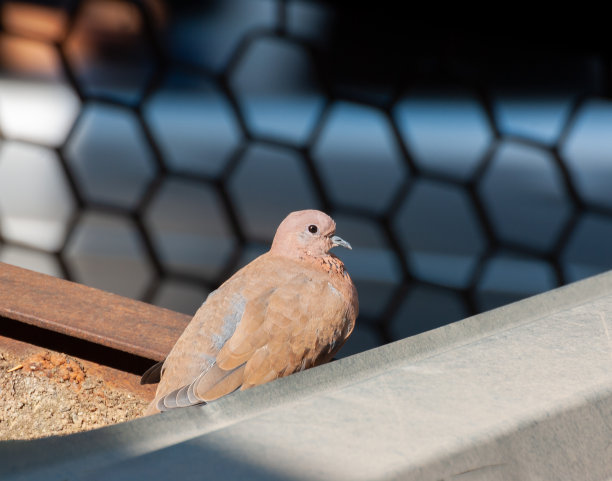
[1, 270, 611, 480]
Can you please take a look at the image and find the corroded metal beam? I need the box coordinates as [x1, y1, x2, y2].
[0, 262, 189, 362]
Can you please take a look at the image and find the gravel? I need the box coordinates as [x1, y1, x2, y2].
[0, 350, 149, 440]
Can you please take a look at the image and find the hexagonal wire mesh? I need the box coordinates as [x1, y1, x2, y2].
[1, 1, 611, 358]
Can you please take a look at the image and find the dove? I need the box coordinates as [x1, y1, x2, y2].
[142, 209, 358, 414]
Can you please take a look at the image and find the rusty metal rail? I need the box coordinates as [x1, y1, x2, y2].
[0, 262, 190, 373]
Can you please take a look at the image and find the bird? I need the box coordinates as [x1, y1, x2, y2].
[141, 209, 358, 414]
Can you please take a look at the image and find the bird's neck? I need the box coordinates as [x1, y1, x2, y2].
[301, 252, 350, 280]
[269, 246, 350, 280]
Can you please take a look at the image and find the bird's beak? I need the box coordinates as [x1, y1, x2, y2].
[331, 235, 352, 250]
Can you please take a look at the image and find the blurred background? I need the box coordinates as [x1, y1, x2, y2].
[1, 1, 611, 358]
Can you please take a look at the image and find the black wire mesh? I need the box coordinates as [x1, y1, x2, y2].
[1, 1, 612, 357]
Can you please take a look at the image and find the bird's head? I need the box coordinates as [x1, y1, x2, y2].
[271, 210, 352, 259]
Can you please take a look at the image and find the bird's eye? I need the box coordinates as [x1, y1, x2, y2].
[308, 224, 318, 234]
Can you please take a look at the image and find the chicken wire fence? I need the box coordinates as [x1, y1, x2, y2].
[1, 0, 611, 357]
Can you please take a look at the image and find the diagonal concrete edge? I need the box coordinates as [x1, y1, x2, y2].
[1, 270, 612, 480]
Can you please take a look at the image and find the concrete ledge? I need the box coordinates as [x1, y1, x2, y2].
[2, 271, 612, 480]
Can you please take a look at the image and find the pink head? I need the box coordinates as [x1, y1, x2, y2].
[270, 210, 352, 259]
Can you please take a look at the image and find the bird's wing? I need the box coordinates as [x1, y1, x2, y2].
[156, 270, 351, 410]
